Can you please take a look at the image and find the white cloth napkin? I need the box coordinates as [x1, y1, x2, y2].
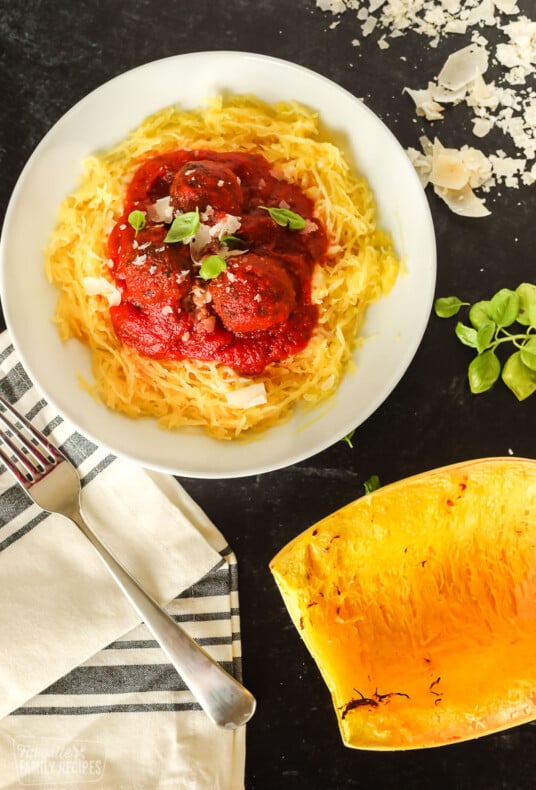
[0, 332, 246, 789]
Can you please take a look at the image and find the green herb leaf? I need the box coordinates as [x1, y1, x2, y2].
[476, 321, 496, 354]
[516, 283, 536, 327]
[164, 208, 200, 243]
[342, 430, 356, 448]
[128, 210, 146, 235]
[455, 322, 478, 348]
[434, 296, 469, 318]
[364, 475, 380, 494]
[259, 206, 306, 230]
[468, 349, 501, 394]
[199, 255, 227, 281]
[520, 336, 536, 371]
[469, 300, 491, 329]
[488, 288, 519, 328]
[436, 285, 536, 402]
[221, 234, 244, 246]
[502, 351, 536, 401]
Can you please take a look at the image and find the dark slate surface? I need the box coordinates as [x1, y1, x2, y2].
[1, 2, 535, 788]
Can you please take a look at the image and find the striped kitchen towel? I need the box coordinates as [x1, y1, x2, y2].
[0, 332, 246, 789]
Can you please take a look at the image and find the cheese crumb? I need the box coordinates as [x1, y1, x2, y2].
[226, 383, 267, 409]
[82, 277, 122, 306]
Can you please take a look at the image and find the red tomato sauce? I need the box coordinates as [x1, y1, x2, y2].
[107, 150, 328, 375]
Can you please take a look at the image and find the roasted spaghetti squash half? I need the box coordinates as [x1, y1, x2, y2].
[270, 458, 536, 750]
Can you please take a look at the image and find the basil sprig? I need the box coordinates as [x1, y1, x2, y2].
[165, 208, 200, 243]
[435, 283, 536, 400]
[128, 210, 146, 235]
[199, 255, 227, 281]
[260, 205, 306, 230]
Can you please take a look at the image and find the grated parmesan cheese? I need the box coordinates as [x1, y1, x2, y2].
[317, 0, 536, 213]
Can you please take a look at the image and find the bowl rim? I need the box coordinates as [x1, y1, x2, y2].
[0, 51, 437, 478]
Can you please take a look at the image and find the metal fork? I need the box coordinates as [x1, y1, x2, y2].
[0, 395, 255, 729]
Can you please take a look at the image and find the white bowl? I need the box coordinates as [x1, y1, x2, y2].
[0, 52, 436, 479]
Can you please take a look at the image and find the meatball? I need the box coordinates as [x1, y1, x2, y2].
[170, 160, 243, 214]
[113, 225, 193, 308]
[209, 253, 296, 333]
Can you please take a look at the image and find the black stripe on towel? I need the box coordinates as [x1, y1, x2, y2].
[15, 702, 202, 716]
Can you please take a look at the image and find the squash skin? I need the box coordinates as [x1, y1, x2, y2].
[270, 458, 536, 750]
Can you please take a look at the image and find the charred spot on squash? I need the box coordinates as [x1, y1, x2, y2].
[340, 689, 410, 720]
[270, 457, 536, 750]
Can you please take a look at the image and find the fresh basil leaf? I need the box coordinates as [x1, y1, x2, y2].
[259, 206, 306, 230]
[469, 300, 491, 329]
[489, 288, 519, 328]
[221, 234, 244, 246]
[520, 336, 536, 371]
[455, 322, 478, 348]
[434, 296, 468, 318]
[128, 210, 146, 235]
[502, 351, 536, 401]
[164, 208, 200, 243]
[468, 350, 501, 394]
[476, 321, 495, 353]
[364, 475, 380, 494]
[516, 283, 536, 327]
[199, 255, 227, 280]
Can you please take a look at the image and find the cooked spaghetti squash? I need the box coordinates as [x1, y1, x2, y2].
[45, 95, 399, 439]
[270, 457, 536, 749]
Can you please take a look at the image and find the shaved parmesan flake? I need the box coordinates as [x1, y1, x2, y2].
[226, 383, 267, 409]
[438, 45, 489, 91]
[82, 277, 122, 306]
[408, 137, 492, 217]
[317, 1, 536, 207]
[431, 150, 472, 189]
[147, 196, 174, 223]
[131, 254, 147, 267]
[189, 223, 213, 263]
[472, 117, 493, 137]
[434, 183, 491, 217]
[210, 213, 242, 240]
[404, 86, 445, 120]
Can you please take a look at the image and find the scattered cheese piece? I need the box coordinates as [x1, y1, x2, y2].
[408, 137, 492, 217]
[82, 277, 122, 306]
[226, 383, 268, 409]
[317, 1, 536, 208]
[210, 214, 242, 239]
[147, 196, 174, 223]
[473, 117, 493, 137]
[434, 183, 491, 217]
[437, 44, 489, 91]
[404, 86, 445, 120]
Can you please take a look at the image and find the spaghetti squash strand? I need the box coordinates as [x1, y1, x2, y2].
[45, 95, 399, 440]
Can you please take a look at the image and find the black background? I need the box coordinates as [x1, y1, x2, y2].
[1, 1, 535, 788]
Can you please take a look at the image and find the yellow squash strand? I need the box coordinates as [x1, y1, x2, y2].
[45, 95, 399, 439]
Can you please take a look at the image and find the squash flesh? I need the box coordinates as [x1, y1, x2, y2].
[270, 458, 536, 749]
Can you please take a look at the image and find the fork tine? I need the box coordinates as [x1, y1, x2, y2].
[0, 396, 63, 486]
[0, 443, 34, 486]
[0, 426, 43, 480]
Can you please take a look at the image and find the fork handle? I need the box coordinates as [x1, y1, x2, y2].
[69, 509, 256, 729]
